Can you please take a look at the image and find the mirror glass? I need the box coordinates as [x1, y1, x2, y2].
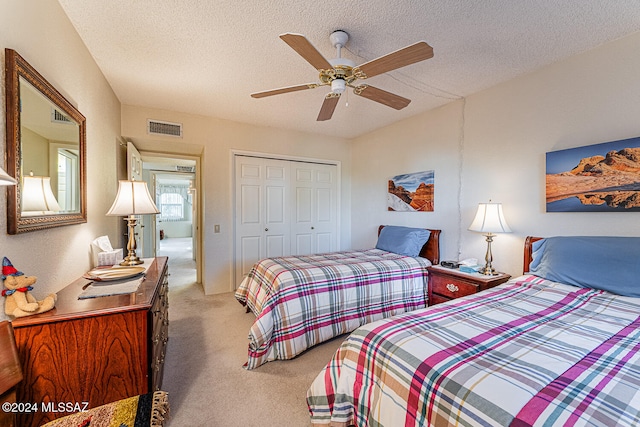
[5, 49, 86, 234]
[20, 77, 81, 215]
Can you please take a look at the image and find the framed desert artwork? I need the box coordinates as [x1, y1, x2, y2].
[387, 170, 434, 212]
[546, 136, 640, 212]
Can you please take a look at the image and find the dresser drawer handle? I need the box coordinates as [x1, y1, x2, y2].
[446, 283, 459, 293]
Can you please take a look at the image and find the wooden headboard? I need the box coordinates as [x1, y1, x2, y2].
[523, 236, 543, 274]
[378, 226, 441, 265]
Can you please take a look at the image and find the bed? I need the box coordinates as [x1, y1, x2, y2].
[307, 235, 640, 426]
[235, 226, 441, 369]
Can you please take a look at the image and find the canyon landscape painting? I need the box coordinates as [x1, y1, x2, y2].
[388, 170, 434, 212]
[546, 136, 640, 212]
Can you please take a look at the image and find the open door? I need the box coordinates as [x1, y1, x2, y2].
[127, 141, 157, 258]
[123, 145, 202, 285]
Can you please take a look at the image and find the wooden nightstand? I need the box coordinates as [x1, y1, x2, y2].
[427, 265, 511, 305]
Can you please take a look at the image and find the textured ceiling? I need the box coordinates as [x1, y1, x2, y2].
[57, 0, 640, 140]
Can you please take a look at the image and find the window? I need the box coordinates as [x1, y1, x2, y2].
[57, 148, 78, 212]
[159, 192, 184, 221]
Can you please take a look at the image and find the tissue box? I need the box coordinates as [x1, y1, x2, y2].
[91, 235, 123, 267]
[97, 249, 123, 267]
[460, 265, 483, 274]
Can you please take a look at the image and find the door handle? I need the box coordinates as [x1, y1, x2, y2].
[311, 226, 314, 230]
[265, 228, 269, 231]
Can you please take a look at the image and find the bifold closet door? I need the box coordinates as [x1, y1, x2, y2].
[291, 162, 338, 255]
[234, 156, 290, 283]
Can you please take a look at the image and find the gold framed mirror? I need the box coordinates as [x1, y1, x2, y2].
[5, 49, 86, 234]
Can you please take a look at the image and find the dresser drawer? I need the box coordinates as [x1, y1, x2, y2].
[150, 268, 169, 391]
[430, 274, 478, 299]
[151, 281, 168, 336]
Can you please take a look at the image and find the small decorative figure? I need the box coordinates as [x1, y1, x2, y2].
[2, 257, 56, 318]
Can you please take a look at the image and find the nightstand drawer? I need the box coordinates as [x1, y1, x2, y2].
[430, 275, 478, 299]
[429, 293, 451, 306]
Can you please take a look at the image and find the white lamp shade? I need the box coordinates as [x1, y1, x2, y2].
[107, 180, 159, 216]
[468, 202, 512, 233]
[21, 175, 61, 212]
[0, 167, 16, 186]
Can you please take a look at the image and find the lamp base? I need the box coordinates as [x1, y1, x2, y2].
[119, 256, 144, 266]
[479, 266, 497, 276]
[120, 216, 144, 266]
[481, 233, 497, 276]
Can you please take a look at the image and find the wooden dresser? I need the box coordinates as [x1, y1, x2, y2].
[10, 257, 169, 427]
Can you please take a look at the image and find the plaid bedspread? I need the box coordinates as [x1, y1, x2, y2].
[234, 249, 431, 369]
[307, 274, 640, 426]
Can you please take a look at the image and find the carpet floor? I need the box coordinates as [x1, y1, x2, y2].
[159, 238, 344, 426]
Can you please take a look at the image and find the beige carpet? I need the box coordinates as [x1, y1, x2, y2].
[159, 239, 345, 426]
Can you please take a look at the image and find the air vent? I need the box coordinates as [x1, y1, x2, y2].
[176, 165, 195, 173]
[51, 108, 73, 124]
[147, 119, 183, 137]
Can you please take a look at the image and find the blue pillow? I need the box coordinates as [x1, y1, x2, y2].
[529, 236, 640, 297]
[375, 226, 431, 257]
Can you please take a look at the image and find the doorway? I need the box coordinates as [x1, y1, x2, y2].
[155, 172, 195, 262]
[138, 152, 201, 286]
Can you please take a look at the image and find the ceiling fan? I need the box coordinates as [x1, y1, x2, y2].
[251, 30, 434, 121]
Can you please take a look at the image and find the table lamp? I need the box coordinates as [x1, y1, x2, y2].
[0, 167, 17, 186]
[106, 180, 159, 266]
[468, 201, 511, 275]
[21, 174, 61, 215]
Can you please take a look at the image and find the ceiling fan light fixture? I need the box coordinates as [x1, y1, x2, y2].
[253, 31, 434, 121]
[331, 79, 346, 94]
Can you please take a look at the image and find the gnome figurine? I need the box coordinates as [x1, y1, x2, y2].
[1, 257, 56, 318]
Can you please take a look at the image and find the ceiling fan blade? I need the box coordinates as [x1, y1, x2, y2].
[280, 33, 333, 71]
[251, 83, 319, 98]
[355, 41, 433, 79]
[353, 85, 411, 110]
[317, 94, 340, 121]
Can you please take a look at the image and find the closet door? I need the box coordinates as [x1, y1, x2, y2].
[235, 156, 290, 281]
[291, 162, 338, 255]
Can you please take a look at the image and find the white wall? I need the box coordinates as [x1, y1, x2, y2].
[460, 31, 640, 276]
[351, 101, 464, 261]
[160, 222, 192, 239]
[0, 1, 122, 320]
[121, 105, 352, 294]
[352, 31, 640, 278]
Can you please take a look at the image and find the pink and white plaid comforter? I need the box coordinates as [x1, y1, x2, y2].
[308, 274, 640, 426]
[235, 249, 431, 369]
